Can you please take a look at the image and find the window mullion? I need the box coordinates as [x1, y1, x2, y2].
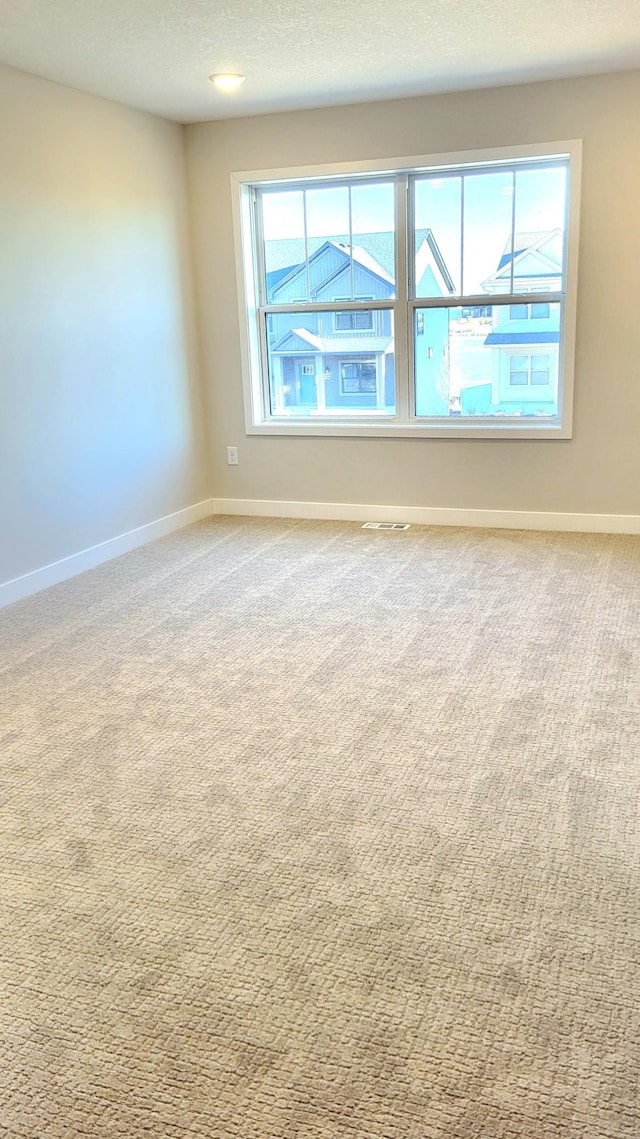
[302, 190, 310, 302]
[348, 186, 354, 301]
[460, 175, 465, 297]
[509, 169, 516, 294]
[395, 173, 410, 421]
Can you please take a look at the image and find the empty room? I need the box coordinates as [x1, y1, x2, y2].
[1, 1, 639, 1136]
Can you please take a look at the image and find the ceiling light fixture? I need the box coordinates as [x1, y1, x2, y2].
[209, 73, 246, 92]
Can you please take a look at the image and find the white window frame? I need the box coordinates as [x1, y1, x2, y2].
[231, 141, 581, 439]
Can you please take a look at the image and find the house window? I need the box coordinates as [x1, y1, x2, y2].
[234, 141, 579, 437]
[509, 354, 551, 387]
[509, 302, 551, 320]
[530, 302, 550, 319]
[531, 355, 551, 385]
[301, 364, 315, 375]
[335, 306, 374, 332]
[341, 360, 377, 394]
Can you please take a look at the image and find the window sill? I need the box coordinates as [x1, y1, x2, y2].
[246, 418, 572, 440]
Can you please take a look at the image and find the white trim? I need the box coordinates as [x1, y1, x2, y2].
[0, 500, 213, 610]
[232, 140, 578, 186]
[212, 498, 640, 536]
[244, 420, 571, 439]
[4, 495, 635, 612]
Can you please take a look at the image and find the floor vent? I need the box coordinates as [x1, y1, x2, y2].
[362, 522, 411, 531]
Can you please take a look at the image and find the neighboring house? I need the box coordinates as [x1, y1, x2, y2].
[266, 230, 454, 414]
[460, 229, 563, 416]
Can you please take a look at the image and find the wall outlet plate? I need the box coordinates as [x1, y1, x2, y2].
[226, 446, 239, 465]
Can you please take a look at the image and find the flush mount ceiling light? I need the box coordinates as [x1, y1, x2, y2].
[209, 73, 246, 92]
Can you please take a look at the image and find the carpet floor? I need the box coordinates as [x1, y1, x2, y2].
[1, 516, 639, 1138]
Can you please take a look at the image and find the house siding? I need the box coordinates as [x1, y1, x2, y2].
[268, 234, 450, 414]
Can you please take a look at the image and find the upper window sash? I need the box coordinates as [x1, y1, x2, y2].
[253, 156, 569, 309]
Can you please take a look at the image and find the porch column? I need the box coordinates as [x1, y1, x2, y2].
[376, 356, 385, 410]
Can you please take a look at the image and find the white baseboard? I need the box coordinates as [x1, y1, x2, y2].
[0, 499, 213, 610]
[4, 495, 638, 610]
[212, 497, 640, 535]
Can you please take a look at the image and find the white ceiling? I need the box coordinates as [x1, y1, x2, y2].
[1, 0, 640, 123]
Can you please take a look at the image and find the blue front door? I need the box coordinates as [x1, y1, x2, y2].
[298, 362, 317, 405]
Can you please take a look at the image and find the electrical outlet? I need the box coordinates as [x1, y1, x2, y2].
[226, 446, 239, 466]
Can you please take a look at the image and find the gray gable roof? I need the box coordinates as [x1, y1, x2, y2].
[495, 229, 563, 272]
[265, 229, 430, 281]
[268, 238, 395, 301]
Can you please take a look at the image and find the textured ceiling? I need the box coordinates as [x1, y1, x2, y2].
[1, 0, 640, 122]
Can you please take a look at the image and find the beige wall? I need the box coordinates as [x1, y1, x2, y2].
[186, 70, 640, 516]
[0, 64, 209, 585]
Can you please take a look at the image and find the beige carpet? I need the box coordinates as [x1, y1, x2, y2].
[1, 516, 639, 1139]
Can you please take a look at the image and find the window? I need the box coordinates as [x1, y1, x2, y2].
[233, 141, 579, 437]
[340, 360, 377, 394]
[509, 354, 551, 387]
[509, 357, 529, 386]
[335, 301, 374, 332]
[509, 302, 551, 320]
